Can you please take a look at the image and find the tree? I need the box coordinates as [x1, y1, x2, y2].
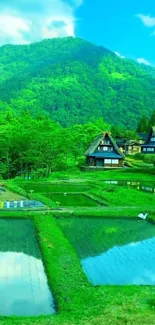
[149, 110, 155, 126]
[137, 116, 149, 133]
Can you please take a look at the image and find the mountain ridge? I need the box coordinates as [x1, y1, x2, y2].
[0, 36, 155, 128]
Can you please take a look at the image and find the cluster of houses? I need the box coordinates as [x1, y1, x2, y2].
[85, 126, 155, 169]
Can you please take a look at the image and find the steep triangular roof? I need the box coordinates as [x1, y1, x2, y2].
[85, 132, 124, 157]
[145, 126, 155, 144]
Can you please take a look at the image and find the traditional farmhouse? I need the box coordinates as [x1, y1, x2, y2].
[116, 133, 147, 155]
[141, 126, 155, 154]
[116, 137, 141, 155]
[85, 132, 124, 168]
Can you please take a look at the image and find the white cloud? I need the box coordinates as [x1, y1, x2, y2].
[115, 51, 125, 59]
[136, 14, 155, 27]
[137, 58, 151, 66]
[0, 0, 84, 46]
[0, 14, 31, 45]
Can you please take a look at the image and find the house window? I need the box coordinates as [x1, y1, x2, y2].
[143, 148, 146, 152]
[101, 140, 110, 145]
[104, 159, 119, 164]
[151, 137, 155, 141]
[112, 159, 119, 164]
[147, 148, 154, 152]
[103, 146, 108, 151]
[104, 159, 111, 164]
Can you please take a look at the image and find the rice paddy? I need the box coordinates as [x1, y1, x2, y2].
[46, 193, 101, 207]
[104, 181, 155, 194]
[2, 169, 155, 324]
[58, 217, 155, 286]
[17, 182, 102, 207]
[0, 219, 55, 316]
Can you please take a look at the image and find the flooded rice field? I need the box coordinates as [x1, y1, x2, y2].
[104, 181, 155, 194]
[45, 193, 101, 207]
[0, 219, 55, 316]
[58, 217, 155, 285]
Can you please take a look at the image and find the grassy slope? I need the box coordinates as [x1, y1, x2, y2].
[47, 167, 155, 182]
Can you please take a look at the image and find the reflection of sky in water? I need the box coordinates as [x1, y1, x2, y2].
[82, 237, 155, 285]
[0, 252, 55, 316]
[104, 181, 155, 193]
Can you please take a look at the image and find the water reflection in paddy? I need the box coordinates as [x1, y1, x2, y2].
[58, 217, 155, 286]
[0, 219, 55, 316]
[104, 181, 155, 194]
[82, 237, 155, 285]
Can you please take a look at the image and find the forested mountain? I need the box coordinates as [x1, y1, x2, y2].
[0, 37, 155, 128]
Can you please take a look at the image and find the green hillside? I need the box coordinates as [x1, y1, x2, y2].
[0, 37, 155, 128]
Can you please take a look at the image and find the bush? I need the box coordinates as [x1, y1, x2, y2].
[77, 156, 85, 168]
[143, 154, 155, 164]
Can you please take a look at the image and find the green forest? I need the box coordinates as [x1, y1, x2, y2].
[0, 109, 111, 178]
[0, 37, 155, 129]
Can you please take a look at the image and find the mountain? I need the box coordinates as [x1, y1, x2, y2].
[0, 37, 155, 128]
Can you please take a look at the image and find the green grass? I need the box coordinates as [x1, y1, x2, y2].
[91, 184, 155, 208]
[0, 189, 25, 202]
[17, 183, 91, 193]
[47, 167, 155, 182]
[45, 193, 101, 207]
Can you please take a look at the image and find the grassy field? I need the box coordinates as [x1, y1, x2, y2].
[0, 189, 25, 202]
[45, 193, 102, 207]
[12, 167, 155, 210]
[0, 168, 155, 324]
[18, 183, 92, 193]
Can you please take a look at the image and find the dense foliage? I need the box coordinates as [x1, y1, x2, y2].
[0, 109, 110, 178]
[137, 110, 155, 132]
[0, 37, 155, 129]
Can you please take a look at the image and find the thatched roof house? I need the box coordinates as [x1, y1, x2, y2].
[85, 132, 124, 168]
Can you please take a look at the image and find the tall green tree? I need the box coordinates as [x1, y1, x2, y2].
[137, 116, 149, 133]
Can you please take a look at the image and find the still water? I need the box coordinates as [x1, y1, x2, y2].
[0, 219, 55, 316]
[58, 217, 155, 286]
[104, 181, 155, 194]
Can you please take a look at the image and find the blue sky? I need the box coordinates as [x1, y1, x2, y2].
[0, 0, 155, 65]
[75, 0, 155, 65]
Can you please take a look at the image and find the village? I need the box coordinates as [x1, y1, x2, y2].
[0, 0, 155, 321]
[85, 126, 155, 169]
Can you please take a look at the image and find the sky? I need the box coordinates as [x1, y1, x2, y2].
[0, 0, 155, 65]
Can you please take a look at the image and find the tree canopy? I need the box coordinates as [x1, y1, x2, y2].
[0, 37, 155, 129]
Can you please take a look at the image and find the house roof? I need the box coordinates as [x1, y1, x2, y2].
[88, 152, 123, 159]
[146, 126, 155, 144]
[85, 132, 124, 158]
[141, 144, 155, 147]
[138, 133, 147, 140]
